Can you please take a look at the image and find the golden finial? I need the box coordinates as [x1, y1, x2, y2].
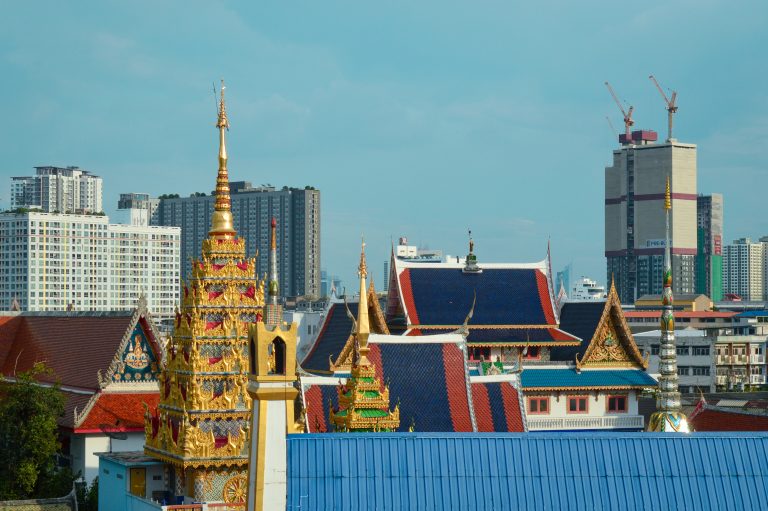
[664, 176, 671, 211]
[209, 79, 235, 237]
[358, 236, 368, 278]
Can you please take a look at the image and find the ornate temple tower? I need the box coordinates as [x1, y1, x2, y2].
[330, 240, 400, 432]
[647, 177, 691, 432]
[144, 83, 265, 503]
[246, 218, 301, 511]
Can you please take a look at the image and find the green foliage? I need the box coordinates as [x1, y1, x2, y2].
[190, 192, 207, 197]
[76, 477, 99, 511]
[158, 193, 180, 200]
[0, 362, 71, 500]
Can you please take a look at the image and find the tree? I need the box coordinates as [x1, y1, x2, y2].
[0, 362, 70, 499]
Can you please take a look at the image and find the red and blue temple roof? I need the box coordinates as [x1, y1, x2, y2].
[301, 302, 357, 373]
[301, 335, 526, 433]
[388, 260, 579, 346]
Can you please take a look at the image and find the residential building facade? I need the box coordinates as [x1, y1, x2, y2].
[696, 194, 723, 301]
[605, 135, 697, 303]
[0, 211, 180, 322]
[10, 166, 103, 214]
[152, 182, 320, 299]
[723, 238, 764, 301]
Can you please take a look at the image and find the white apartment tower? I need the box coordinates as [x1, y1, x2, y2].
[605, 131, 697, 304]
[723, 238, 764, 301]
[10, 166, 103, 214]
[0, 212, 180, 321]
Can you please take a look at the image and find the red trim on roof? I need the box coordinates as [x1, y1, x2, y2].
[535, 270, 556, 325]
[368, 344, 385, 392]
[304, 385, 328, 433]
[500, 383, 525, 432]
[398, 269, 421, 326]
[75, 392, 159, 432]
[470, 383, 494, 432]
[442, 344, 472, 432]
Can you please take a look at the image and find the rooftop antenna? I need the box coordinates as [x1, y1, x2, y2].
[604, 81, 634, 144]
[649, 75, 678, 142]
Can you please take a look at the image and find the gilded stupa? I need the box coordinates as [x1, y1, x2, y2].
[330, 240, 400, 432]
[647, 177, 690, 433]
[144, 82, 265, 503]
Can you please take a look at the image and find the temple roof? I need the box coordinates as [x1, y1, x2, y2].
[301, 302, 357, 373]
[550, 301, 607, 360]
[302, 334, 525, 433]
[72, 392, 160, 432]
[416, 326, 579, 345]
[521, 368, 657, 390]
[0, 311, 148, 391]
[689, 399, 768, 431]
[388, 259, 560, 333]
[470, 379, 526, 432]
[286, 432, 768, 511]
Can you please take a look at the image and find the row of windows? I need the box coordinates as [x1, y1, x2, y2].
[649, 345, 711, 356]
[528, 395, 628, 415]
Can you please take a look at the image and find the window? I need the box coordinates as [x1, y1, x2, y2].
[523, 346, 541, 360]
[527, 397, 549, 415]
[469, 347, 491, 361]
[677, 366, 690, 376]
[607, 395, 628, 413]
[692, 366, 710, 376]
[676, 346, 689, 356]
[692, 346, 710, 356]
[651, 344, 660, 355]
[567, 396, 588, 414]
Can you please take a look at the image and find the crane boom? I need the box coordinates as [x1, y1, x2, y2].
[648, 75, 678, 141]
[604, 81, 634, 143]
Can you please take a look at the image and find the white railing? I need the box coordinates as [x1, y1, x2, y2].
[750, 375, 766, 385]
[750, 355, 765, 364]
[527, 414, 644, 431]
[716, 375, 728, 385]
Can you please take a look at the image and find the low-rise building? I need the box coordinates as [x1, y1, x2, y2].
[634, 328, 715, 393]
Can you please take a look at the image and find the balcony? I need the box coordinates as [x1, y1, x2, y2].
[717, 355, 749, 365]
[526, 414, 644, 431]
[750, 355, 766, 364]
[750, 375, 767, 385]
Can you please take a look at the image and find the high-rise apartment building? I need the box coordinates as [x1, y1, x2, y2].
[723, 238, 764, 301]
[0, 212, 180, 321]
[10, 166, 103, 214]
[153, 182, 320, 299]
[696, 194, 724, 301]
[605, 132, 697, 303]
[116, 192, 160, 226]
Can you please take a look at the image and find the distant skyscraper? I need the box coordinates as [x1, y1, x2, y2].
[0, 211, 180, 321]
[152, 182, 320, 299]
[723, 238, 764, 301]
[696, 194, 723, 301]
[116, 193, 160, 227]
[11, 166, 103, 214]
[605, 132, 697, 303]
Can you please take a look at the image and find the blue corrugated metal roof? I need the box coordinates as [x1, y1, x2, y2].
[521, 368, 656, 388]
[287, 432, 768, 510]
[736, 310, 768, 318]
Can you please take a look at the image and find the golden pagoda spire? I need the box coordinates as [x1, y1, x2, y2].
[210, 79, 236, 238]
[664, 175, 671, 211]
[356, 237, 371, 366]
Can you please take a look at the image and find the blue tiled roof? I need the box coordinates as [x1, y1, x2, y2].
[405, 268, 554, 325]
[300, 303, 356, 373]
[422, 327, 578, 344]
[287, 432, 768, 510]
[521, 369, 657, 389]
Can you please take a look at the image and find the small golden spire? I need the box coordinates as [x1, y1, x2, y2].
[356, 237, 370, 365]
[664, 176, 671, 211]
[209, 79, 236, 237]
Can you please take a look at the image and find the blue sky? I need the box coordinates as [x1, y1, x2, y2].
[1, 1, 766, 290]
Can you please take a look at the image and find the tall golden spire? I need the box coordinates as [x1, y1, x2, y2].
[209, 80, 236, 238]
[356, 237, 371, 365]
[664, 176, 671, 211]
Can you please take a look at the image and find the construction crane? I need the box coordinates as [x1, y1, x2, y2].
[605, 116, 618, 139]
[604, 81, 634, 143]
[649, 75, 678, 141]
